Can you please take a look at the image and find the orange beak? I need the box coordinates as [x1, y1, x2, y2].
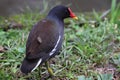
[68, 8, 78, 20]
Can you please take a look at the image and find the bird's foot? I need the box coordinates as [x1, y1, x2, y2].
[47, 67, 55, 76]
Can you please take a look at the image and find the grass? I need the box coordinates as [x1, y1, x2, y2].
[0, 2, 120, 80]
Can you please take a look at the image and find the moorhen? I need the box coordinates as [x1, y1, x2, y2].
[20, 5, 78, 75]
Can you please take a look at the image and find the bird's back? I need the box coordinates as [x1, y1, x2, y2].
[21, 19, 63, 73]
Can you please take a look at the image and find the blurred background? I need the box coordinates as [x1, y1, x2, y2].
[0, 0, 119, 16]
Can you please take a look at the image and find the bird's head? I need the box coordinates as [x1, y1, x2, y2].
[47, 5, 78, 20]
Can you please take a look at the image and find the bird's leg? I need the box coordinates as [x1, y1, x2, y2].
[45, 61, 54, 76]
[38, 66, 41, 78]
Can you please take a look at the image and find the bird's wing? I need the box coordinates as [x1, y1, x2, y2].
[25, 20, 59, 60]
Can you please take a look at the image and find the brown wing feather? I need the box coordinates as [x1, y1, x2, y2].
[26, 19, 59, 59]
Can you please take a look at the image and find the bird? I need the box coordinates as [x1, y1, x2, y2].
[20, 5, 78, 75]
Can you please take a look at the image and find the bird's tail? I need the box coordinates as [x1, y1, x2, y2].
[20, 58, 42, 74]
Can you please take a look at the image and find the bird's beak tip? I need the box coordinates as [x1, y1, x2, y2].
[73, 16, 78, 20]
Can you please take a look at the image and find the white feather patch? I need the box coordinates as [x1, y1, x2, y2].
[31, 58, 42, 72]
[49, 35, 61, 56]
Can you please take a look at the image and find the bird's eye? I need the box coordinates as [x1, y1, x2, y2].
[65, 10, 68, 14]
[65, 10, 68, 12]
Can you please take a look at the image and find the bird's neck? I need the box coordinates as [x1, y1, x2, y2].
[46, 15, 64, 34]
[46, 14, 64, 23]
